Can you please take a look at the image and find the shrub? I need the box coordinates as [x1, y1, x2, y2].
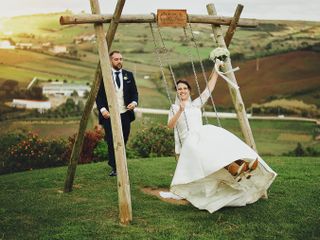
[66, 129, 104, 164]
[93, 140, 108, 162]
[130, 124, 174, 158]
[1, 133, 68, 174]
[283, 142, 320, 157]
[294, 142, 305, 156]
[0, 132, 28, 154]
[94, 139, 140, 161]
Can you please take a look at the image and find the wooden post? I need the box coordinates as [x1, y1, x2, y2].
[64, 0, 125, 192]
[224, 4, 243, 47]
[106, 0, 125, 48]
[207, 3, 257, 151]
[63, 0, 131, 225]
[90, 0, 132, 224]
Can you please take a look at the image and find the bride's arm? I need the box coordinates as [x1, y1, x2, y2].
[168, 104, 184, 129]
[207, 70, 219, 93]
[193, 65, 220, 107]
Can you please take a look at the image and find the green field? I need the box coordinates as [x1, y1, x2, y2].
[0, 156, 319, 239]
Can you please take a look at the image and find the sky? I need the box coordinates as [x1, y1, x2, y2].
[1, 0, 319, 21]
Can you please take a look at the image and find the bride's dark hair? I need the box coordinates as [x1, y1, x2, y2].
[176, 79, 191, 90]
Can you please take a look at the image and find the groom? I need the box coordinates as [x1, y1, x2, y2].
[96, 50, 139, 176]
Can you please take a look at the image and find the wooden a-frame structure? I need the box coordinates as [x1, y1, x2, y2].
[61, 0, 258, 224]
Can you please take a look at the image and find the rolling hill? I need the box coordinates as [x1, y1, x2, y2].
[0, 12, 319, 109]
[184, 50, 320, 108]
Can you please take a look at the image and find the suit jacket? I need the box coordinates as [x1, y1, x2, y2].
[96, 69, 139, 125]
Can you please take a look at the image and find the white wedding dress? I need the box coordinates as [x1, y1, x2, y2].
[165, 89, 277, 213]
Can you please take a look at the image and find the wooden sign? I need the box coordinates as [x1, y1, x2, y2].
[157, 9, 187, 27]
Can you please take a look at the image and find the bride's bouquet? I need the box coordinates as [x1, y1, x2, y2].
[209, 47, 240, 90]
[209, 47, 230, 63]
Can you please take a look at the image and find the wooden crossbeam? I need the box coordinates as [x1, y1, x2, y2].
[60, 14, 257, 28]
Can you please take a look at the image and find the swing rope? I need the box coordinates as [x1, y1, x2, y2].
[186, 23, 222, 127]
[149, 20, 239, 149]
[149, 22, 187, 148]
[182, 26, 209, 125]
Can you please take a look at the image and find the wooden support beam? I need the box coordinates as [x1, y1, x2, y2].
[60, 14, 258, 27]
[64, 0, 124, 193]
[90, 0, 132, 224]
[206, 3, 257, 151]
[224, 4, 243, 47]
[63, 0, 132, 224]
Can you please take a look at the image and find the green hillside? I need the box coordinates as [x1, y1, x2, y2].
[0, 12, 319, 109]
[184, 51, 320, 108]
[0, 49, 95, 84]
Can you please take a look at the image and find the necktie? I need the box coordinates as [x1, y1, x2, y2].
[115, 71, 121, 88]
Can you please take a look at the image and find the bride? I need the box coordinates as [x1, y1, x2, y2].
[164, 61, 277, 213]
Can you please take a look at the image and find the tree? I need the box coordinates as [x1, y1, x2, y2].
[65, 98, 76, 110]
[1, 80, 19, 92]
[83, 90, 90, 98]
[28, 87, 45, 100]
[77, 100, 85, 112]
[294, 143, 305, 156]
[71, 90, 78, 97]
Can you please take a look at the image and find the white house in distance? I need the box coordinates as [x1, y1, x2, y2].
[16, 43, 33, 49]
[49, 45, 68, 54]
[42, 83, 90, 97]
[12, 99, 51, 113]
[0, 40, 15, 49]
[74, 34, 96, 44]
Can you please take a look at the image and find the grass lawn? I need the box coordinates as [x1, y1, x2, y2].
[0, 156, 319, 239]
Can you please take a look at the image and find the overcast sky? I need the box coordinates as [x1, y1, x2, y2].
[1, 0, 319, 21]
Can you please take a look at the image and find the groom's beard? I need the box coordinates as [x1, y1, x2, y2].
[113, 63, 122, 70]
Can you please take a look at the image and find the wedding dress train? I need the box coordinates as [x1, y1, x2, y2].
[169, 124, 277, 213]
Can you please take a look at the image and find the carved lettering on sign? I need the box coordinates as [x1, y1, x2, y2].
[157, 9, 187, 27]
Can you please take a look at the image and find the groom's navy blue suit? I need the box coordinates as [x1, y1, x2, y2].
[96, 69, 138, 171]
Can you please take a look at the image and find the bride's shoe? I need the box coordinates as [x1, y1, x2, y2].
[243, 158, 259, 179]
[243, 171, 252, 179]
[227, 162, 246, 182]
[247, 158, 259, 172]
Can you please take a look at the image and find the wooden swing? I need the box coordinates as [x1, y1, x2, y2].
[60, 0, 258, 224]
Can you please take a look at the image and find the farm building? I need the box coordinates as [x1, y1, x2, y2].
[49, 45, 68, 54]
[16, 43, 33, 49]
[42, 83, 90, 97]
[0, 40, 15, 49]
[12, 99, 51, 113]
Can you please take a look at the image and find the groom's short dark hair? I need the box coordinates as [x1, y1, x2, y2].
[109, 50, 121, 57]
